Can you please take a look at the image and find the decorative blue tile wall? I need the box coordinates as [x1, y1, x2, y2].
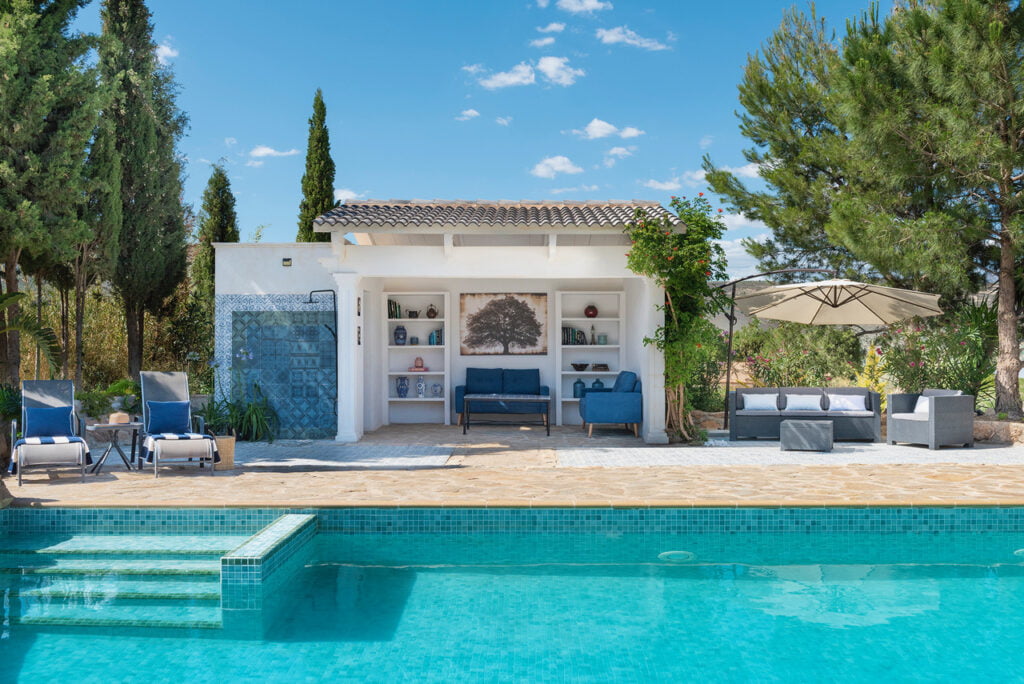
[215, 294, 337, 440]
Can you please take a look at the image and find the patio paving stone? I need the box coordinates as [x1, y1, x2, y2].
[4, 424, 1024, 509]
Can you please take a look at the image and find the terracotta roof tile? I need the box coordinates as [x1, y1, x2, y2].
[314, 200, 678, 229]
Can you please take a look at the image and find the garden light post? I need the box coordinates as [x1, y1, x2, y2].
[718, 268, 836, 430]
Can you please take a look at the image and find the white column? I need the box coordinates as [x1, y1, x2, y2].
[640, 279, 669, 444]
[333, 273, 364, 442]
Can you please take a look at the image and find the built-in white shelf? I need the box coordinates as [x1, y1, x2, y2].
[383, 292, 450, 425]
[555, 291, 625, 426]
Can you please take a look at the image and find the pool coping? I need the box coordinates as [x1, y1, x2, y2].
[9, 501, 1024, 509]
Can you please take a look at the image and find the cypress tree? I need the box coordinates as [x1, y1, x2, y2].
[296, 89, 337, 242]
[0, 0, 98, 384]
[192, 164, 239, 317]
[101, 0, 188, 379]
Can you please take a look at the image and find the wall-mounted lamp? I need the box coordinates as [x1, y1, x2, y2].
[281, 257, 293, 267]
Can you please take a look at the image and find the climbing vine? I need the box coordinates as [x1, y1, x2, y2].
[625, 194, 729, 441]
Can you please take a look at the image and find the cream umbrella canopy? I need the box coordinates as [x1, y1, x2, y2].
[734, 279, 942, 326]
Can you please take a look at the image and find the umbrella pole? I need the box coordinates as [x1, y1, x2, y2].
[717, 268, 836, 432]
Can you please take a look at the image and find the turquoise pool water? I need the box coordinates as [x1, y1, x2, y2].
[3, 524, 1024, 681]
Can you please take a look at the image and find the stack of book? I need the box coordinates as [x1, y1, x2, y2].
[387, 299, 402, 319]
[561, 327, 587, 345]
[427, 329, 444, 345]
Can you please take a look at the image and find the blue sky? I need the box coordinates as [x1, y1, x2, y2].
[75, 0, 883, 276]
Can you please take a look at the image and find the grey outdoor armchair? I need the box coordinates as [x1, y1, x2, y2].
[887, 389, 975, 450]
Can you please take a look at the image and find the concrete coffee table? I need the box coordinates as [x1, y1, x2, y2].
[780, 419, 833, 452]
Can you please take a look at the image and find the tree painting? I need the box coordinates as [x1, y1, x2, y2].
[461, 294, 546, 355]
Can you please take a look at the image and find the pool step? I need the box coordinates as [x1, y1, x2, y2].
[0, 534, 248, 556]
[13, 576, 221, 601]
[8, 597, 222, 630]
[0, 556, 221, 576]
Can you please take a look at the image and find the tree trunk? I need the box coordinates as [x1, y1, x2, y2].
[74, 276, 86, 387]
[59, 286, 70, 380]
[994, 229, 1022, 417]
[35, 277, 42, 380]
[125, 302, 144, 380]
[3, 250, 20, 386]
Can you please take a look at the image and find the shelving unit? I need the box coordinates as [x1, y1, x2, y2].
[382, 292, 450, 424]
[555, 291, 625, 426]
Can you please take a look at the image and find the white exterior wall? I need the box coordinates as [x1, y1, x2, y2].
[215, 241, 668, 443]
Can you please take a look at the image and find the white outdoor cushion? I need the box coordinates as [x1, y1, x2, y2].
[742, 393, 779, 410]
[827, 394, 867, 412]
[914, 396, 930, 414]
[785, 394, 823, 411]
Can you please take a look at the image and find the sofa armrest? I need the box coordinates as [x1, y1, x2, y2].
[540, 386, 550, 397]
[455, 385, 466, 412]
[579, 387, 613, 398]
[928, 394, 975, 418]
[887, 393, 919, 416]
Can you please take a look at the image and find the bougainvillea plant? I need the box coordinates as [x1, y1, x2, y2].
[624, 194, 730, 441]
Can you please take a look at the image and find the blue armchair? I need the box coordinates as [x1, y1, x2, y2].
[579, 371, 642, 437]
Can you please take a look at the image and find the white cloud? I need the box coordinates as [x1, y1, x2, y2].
[531, 155, 584, 178]
[155, 41, 179, 65]
[334, 188, 365, 203]
[250, 145, 300, 158]
[550, 184, 599, 194]
[461, 63, 485, 75]
[536, 0, 550, 6]
[725, 162, 761, 179]
[245, 160, 264, 168]
[224, 137, 237, 147]
[455, 108, 480, 121]
[573, 117, 645, 140]
[536, 56, 584, 86]
[537, 22, 566, 33]
[681, 170, 706, 186]
[479, 62, 535, 89]
[496, 116, 513, 126]
[595, 26, 669, 51]
[530, 36, 556, 47]
[557, 0, 612, 13]
[603, 145, 635, 167]
[699, 134, 713, 149]
[717, 234, 768, 278]
[719, 213, 767, 232]
[643, 178, 682, 191]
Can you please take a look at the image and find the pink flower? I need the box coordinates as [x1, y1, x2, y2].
[909, 362, 916, 367]
[959, 340, 967, 345]
[875, 347, 883, 355]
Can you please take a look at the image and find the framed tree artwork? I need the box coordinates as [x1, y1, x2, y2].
[460, 293, 547, 355]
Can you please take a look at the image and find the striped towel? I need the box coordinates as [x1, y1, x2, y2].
[140, 433, 220, 464]
[10, 436, 92, 474]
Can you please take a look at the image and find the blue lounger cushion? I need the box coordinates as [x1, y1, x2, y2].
[24, 405, 74, 438]
[146, 400, 192, 434]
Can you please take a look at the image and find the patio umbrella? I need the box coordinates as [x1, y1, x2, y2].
[734, 279, 942, 326]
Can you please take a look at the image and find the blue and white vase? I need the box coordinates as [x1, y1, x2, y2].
[416, 377, 426, 398]
[396, 376, 410, 398]
[431, 383, 443, 397]
[394, 325, 407, 345]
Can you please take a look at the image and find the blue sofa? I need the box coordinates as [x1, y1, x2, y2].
[579, 371, 643, 437]
[455, 368, 550, 424]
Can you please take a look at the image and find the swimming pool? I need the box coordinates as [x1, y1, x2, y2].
[2, 507, 1024, 681]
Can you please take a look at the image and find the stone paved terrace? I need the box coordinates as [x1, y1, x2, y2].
[4, 424, 1024, 509]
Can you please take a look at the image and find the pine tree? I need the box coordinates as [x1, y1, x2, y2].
[0, 0, 98, 384]
[101, 0, 188, 379]
[838, 0, 1024, 416]
[296, 89, 337, 242]
[192, 164, 239, 317]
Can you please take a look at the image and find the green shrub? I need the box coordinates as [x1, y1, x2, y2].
[686, 321, 727, 412]
[877, 302, 996, 406]
[78, 390, 113, 419]
[0, 384, 20, 422]
[734, 320, 862, 387]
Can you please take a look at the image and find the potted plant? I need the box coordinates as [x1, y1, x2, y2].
[196, 395, 238, 470]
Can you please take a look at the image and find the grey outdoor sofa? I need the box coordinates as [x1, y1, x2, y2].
[728, 387, 882, 442]
[887, 389, 974, 450]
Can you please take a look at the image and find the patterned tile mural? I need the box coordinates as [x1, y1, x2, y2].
[216, 295, 337, 439]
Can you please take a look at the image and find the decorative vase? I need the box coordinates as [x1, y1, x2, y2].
[592, 378, 605, 390]
[394, 325, 407, 345]
[597, 334, 608, 345]
[431, 383, 443, 397]
[426, 304, 438, 319]
[416, 377, 426, 398]
[573, 378, 586, 398]
[396, 376, 410, 398]
[410, 336, 419, 345]
[590, 325, 596, 345]
[584, 305, 599, 318]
